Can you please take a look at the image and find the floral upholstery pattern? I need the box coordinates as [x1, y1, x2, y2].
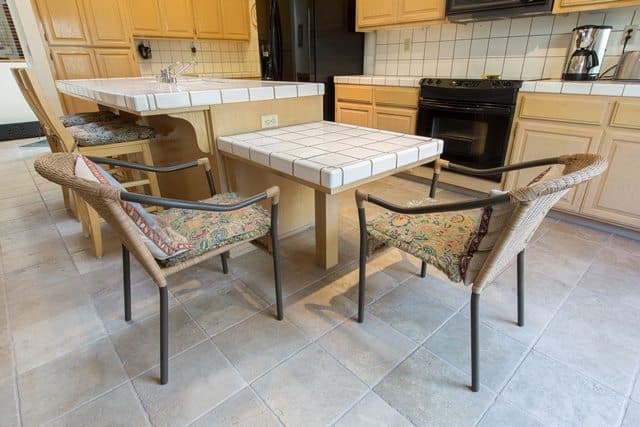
[59, 111, 118, 127]
[157, 192, 271, 267]
[68, 121, 155, 146]
[366, 203, 482, 283]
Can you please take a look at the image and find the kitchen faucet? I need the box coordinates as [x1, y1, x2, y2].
[158, 60, 197, 84]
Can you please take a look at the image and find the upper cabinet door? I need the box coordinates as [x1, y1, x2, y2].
[553, 0, 640, 13]
[219, 0, 250, 40]
[36, 0, 91, 46]
[95, 48, 140, 78]
[397, 0, 444, 23]
[357, 0, 396, 28]
[128, 0, 163, 37]
[84, 0, 132, 47]
[193, 0, 224, 39]
[159, 0, 195, 38]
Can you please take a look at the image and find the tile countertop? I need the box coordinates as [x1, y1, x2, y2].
[334, 75, 640, 97]
[55, 77, 325, 113]
[217, 121, 443, 190]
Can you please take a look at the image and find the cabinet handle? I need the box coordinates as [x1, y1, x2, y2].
[43, 31, 48, 42]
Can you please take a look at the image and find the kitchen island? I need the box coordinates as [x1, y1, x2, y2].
[56, 77, 442, 267]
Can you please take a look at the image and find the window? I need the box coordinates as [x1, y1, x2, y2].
[0, 0, 24, 60]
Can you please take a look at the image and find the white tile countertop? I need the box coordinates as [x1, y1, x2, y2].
[334, 75, 640, 97]
[55, 77, 325, 114]
[218, 121, 443, 191]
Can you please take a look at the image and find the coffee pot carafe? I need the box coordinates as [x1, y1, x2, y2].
[562, 25, 612, 81]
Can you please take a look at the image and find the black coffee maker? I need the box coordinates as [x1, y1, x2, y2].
[562, 25, 612, 81]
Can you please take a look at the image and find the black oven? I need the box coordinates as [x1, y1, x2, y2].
[446, 0, 552, 21]
[417, 78, 521, 182]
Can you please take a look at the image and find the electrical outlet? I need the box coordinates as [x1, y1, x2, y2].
[403, 38, 411, 52]
[261, 114, 278, 129]
[623, 25, 640, 46]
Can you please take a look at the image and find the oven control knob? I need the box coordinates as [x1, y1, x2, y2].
[435, 79, 441, 85]
[427, 79, 433, 85]
[503, 81, 512, 87]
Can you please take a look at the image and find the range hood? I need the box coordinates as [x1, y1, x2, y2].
[445, 0, 553, 23]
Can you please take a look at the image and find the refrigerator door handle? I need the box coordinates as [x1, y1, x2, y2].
[307, 6, 315, 81]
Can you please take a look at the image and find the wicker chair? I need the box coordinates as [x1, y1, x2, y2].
[34, 152, 283, 385]
[355, 153, 608, 392]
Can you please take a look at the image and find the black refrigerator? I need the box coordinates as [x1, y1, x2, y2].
[256, 0, 364, 121]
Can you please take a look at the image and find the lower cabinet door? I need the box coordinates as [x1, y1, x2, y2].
[335, 102, 373, 128]
[507, 120, 603, 212]
[50, 47, 99, 114]
[373, 105, 417, 134]
[581, 129, 640, 230]
[95, 48, 140, 78]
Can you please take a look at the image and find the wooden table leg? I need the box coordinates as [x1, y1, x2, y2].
[315, 190, 339, 269]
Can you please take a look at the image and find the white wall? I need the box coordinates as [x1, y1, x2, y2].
[370, 7, 640, 79]
[0, 62, 36, 124]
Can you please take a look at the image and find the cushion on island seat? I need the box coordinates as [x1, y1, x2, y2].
[59, 111, 118, 127]
[68, 121, 155, 146]
[156, 192, 271, 267]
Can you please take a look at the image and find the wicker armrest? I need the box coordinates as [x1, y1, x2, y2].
[355, 189, 510, 215]
[120, 186, 280, 213]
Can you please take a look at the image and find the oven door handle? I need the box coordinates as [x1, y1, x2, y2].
[420, 101, 512, 115]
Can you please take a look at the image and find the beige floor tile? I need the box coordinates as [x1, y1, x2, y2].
[375, 348, 495, 427]
[253, 344, 368, 427]
[72, 243, 123, 275]
[403, 274, 469, 311]
[93, 279, 179, 334]
[535, 288, 640, 394]
[46, 383, 150, 427]
[0, 191, 41, 211]
[424, 313, 528, 391]
[190, 387, 280, 427]
[0, 377, 18, 427]
[2, 241, 71, 274]
[0, 326, 13, 382]
[81, 260, 149, 298]
[318, 314, 416, 386]
[623, 401, 640, 427]
[183, 279, 268, 336]
[502, 351, 625, 427]
[608, 234, 640, 255]
[579, 247, 640, 310]
[112, 306, 207, 378]
[133, 341, 245, 427]
[633, 377, 640, 403]
[282, 277, 357, 340]
[369, 279, 455, 343]
[4, 255, 79, 288]
[333, 392, 413, 427]
[367, 248, 425, 284]
[18, 338, 127, 427]
[477, 400, 544, 427]
[0, 223, 60, 251]
[534, 228, 603, 265]
[322, 262, 400, 306]
[546, 220, 612, 244]
[212, 310, 309, 382]
[0, 202, 47, 223]
[168, 261, 237, 304]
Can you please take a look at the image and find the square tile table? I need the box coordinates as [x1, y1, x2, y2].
[218, 121, 443, 269]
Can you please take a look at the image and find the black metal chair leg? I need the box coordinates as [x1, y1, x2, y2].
[357, 207, 367, 323]
[220, 252, 229, 274]
[470, 293, 480, 392]
[122, 245, 131, 322]
[159, 286, 169, 385]
[517, 249, 525, 327]
[420, 261, 427, 278]
[271, 205, 283, 321]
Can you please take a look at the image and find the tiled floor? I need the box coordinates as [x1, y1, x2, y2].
[1, 138, 640, 427]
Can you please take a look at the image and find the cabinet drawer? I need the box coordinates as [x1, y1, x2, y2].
[610, 100, 640, 130]
[519, 94, 609, 125]
[373, 86, 418, 108]
[335, 84, 372, 104]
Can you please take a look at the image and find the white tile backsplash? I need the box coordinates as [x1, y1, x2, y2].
[371, 7, 640, 80]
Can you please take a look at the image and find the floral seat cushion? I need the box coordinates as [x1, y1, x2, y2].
[68, 121, 155, 146]
[366, 202, 483, 283]
[59, 111, 118, 127]
[157, 192, 271, 267]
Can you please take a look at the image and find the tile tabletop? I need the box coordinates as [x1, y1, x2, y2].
[217, 121, 443, 191]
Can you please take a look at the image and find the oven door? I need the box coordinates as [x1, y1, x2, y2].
[417, 100, 514, 182]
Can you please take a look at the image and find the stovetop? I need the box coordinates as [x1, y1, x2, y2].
[420, 78, 523, 90]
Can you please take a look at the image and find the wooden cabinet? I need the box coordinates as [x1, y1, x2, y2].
[219, 0, 250, 40]
[507, 121, 602, 213]
[373, 106, 417, 134]
[84, 0, 132, 47]
[36, 0, 91, 46]
[50, 47, 99, 113]
[193, 0, 224, 39]
[158, 0, 195, 38]
[356, 0, 444, 31]
[582, 129, 640, 229]
[128, 0, 163, 36]
[94, 48, 140, 78]
[336, 102, 373, 127]
[553, 0, 640, 14]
